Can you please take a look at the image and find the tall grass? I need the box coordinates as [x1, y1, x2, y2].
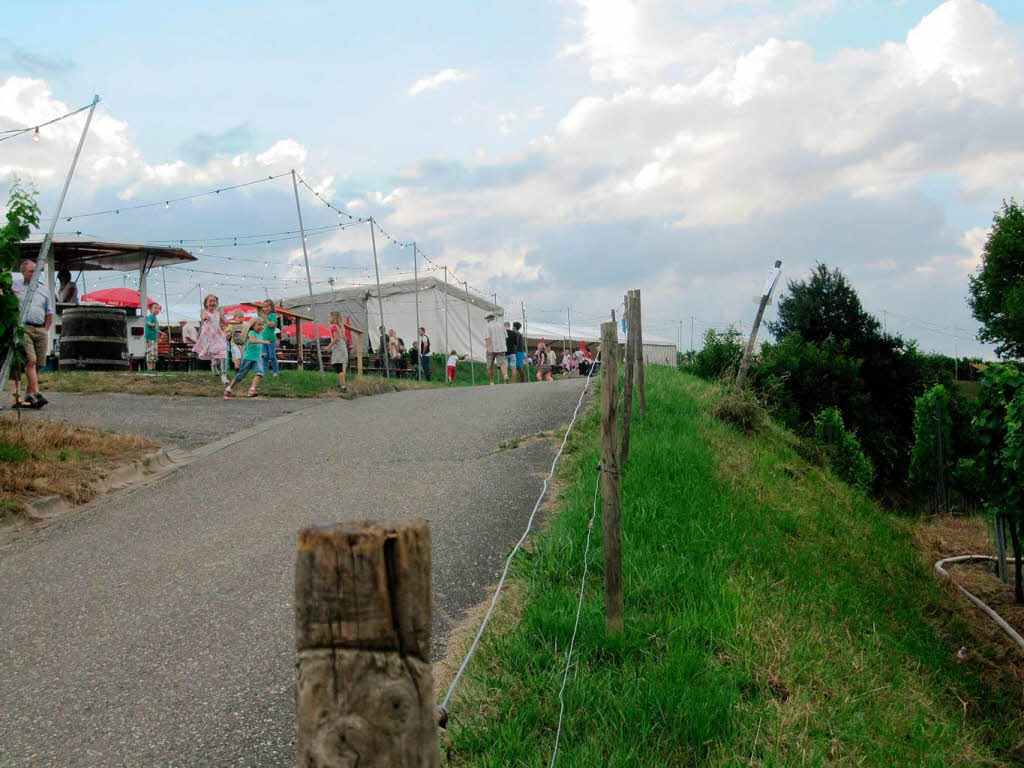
[443, 367, 1023, 766]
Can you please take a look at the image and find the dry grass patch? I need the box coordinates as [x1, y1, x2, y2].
[0, 416, 156, 507]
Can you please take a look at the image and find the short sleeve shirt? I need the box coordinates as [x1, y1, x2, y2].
[243, 330, 263, 361]
[261, 312, 277, 342]
[144, 314, 159, 341]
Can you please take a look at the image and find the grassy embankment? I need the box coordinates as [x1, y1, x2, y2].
[0, 416, 156, 522]
[441, 366, 1024, 766]
[36, 357, 519, 397]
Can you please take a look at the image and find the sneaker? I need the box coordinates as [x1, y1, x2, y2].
[220, 374, 228, 384]
[247, 389, 259, 397]
[223, 389, 231, 399]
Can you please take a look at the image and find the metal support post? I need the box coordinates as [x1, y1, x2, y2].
[291, 169, 325, 375]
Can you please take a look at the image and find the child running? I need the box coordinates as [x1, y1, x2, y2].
[194, 294, 229, 384]
[224, 317, 268, 399]
[325, 311, 348, 392]
[446, 350, 458, 384]
[227, 308, 246, 370]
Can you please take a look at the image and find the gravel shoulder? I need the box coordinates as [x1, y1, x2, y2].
[0, 379, 589, 768]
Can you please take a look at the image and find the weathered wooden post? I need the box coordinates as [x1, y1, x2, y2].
[295, 519, 438, 768]
[600, 321, 624, 635]
[620, 291, 635, 464]
[632, 290, 646, 416]
[735, 260, 782, 389]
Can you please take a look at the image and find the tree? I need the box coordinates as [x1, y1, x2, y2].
[968, 199, 1024, 360]
[768, 262, 880, 346]
[1, 180, 40, 369]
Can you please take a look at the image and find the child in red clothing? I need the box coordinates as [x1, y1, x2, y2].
[446, 350, 457, 384]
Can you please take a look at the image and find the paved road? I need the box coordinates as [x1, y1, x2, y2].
[0, 379, 588, 767]
[11, 392, 316, 449]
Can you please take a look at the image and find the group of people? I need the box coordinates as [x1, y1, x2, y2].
[373, 325, 432, 380]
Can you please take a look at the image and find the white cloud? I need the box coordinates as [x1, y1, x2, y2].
[407, 68, 471, 96]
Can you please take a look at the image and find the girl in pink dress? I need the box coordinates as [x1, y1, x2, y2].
[193, 294, 229, 383]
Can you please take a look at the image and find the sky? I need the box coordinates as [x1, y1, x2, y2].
[2, 0, 1023, 357]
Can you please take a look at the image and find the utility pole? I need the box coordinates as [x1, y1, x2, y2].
[735, 260, 782, 389]
[1, 94, 99, 398]
[368, 217, 388, 378]
[690, 316, 694, 352]
[291, 169, 325, 375]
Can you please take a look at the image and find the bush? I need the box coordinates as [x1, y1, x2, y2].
[813, 407, 875, 491]
[694, 328, 743, 381]
[713, 387, 765, 434]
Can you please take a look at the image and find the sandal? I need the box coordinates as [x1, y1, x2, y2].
[12, 397, 34, 409]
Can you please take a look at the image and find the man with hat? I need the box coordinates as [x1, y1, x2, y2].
[484, 311, 508, 384]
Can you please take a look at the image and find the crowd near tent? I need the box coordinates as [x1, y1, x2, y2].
[281, 277, 503, 361]
[524, 321, 677, 366]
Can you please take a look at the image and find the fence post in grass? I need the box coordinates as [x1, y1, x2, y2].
[632, 290, 646, 416]
[620, 291, 635, 464]
[600, 320, 624, 635]
[295, 519, 438, 768]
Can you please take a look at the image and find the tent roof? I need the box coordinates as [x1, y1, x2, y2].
[281, 275, 503, 314]
[19, 235, 197, 272]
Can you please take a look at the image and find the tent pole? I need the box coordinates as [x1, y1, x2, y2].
[162, 267, 172, 333]
[1, 94, 99, 398]
[464, 280, 475, 385]
[291, 169, 325, 376]
[443, 266, 449, 360]
[368, 217, 388, 379]
[413, 242, 421, 381]
[521, 300, 531, 382]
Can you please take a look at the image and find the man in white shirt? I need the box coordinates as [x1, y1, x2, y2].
[11, 259, 53, 408]
[484, 311, 508, 384]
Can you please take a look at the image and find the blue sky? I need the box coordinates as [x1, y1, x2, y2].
[2, 1, 1023, 357]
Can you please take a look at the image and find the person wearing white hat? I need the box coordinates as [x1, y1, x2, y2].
[483, 311, 508, 384]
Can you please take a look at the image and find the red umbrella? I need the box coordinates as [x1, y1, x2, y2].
[282, 322, 332, 340]
[81, 287, 156, 308]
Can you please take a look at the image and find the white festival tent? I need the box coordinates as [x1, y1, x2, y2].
[525, 321, 677, 366]
[280, 276, 503, 361]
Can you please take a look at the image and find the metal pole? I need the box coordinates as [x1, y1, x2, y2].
[162, 266, 172, 332]
[443, 266, 450, 357]
[464, 280, 475, 385]
[290, 169, 324, 375]
[567, 307, 572, 354]
[413, 243, 421, 381]
[521, 300, 531, 382]
[368, 217, 388, 378]
[690, 316, 694, 352]
[1, 94, 99, 397]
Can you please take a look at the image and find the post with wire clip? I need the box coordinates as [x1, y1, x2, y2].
[600, 320, 624, 634]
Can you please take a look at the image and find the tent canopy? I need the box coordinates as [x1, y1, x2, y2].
[81, 288, 156, 308]
[19, 235, 196, 272]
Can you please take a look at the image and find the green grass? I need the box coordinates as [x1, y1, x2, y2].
[0, 439, 29, 464]
[443, 367, 1024, 767]
[36, 356, 536, 397]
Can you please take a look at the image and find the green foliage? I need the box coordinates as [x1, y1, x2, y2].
[1, 179, 41, 368]
[968, 199, 1024, 359]
[813, 406, 875, 490]
[973, 362, 1024, 518]
[0, 439, 29, 464]
[768, 262, 880, 344]
[693, 327, 743, 380]
[908, 384, 953, 502]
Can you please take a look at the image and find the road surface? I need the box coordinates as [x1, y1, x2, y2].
[0, 379, 588, 767]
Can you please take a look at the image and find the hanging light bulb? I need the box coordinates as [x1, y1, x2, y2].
[264, 261, 269, 269]
[199, 245, 204, 254]
[32, 127, 40, 142]
[164, 201, 169, 210]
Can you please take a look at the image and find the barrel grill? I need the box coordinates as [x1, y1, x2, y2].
[59, 306, 129, 370]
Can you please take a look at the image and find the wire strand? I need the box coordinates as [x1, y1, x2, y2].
[440, 363, 597, 709]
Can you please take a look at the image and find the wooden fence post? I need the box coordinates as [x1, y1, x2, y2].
[600, 320, 624, 635]
[620, 292, 635, 465]
[295, 518, 438, 768]
[633, 290, 646, 416]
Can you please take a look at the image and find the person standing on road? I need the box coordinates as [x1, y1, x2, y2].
[484, 312, 508, 385]
[325, 311, 348, 392]
[512, 321, 526, 383]
[418, 326, 431, 380]
[536, 342, 554, 382]
[10, 259, 52, 409]
[503, 321, 517, 380]
[144, 301, 161, 372]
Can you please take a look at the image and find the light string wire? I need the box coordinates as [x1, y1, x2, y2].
[550, 472, 600, 768]
[0, 99, 97, 143]
[441, 360, 598, 710]
[40, 171, 293, 222]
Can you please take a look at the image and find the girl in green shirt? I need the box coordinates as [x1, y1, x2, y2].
[260, 299, 279, 376]
[223, 318, 268, 398]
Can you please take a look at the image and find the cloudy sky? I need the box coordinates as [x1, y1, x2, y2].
[2, 0, 1023, 356]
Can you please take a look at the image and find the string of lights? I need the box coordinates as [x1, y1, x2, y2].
[0, 99, 98, 144]
[41, 171, 293, 222]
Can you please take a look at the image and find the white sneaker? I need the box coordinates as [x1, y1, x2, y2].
[220, 374, 228, 384]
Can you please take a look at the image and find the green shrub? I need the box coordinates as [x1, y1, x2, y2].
[813, 407, 875, 491]
[908, 384, 953, 506]
[694, 328, 743, 381]
[0, 439, 29, 464]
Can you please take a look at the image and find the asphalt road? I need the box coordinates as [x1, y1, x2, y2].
[0, 379, 588, 768]
[11, 392, 315, 449]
